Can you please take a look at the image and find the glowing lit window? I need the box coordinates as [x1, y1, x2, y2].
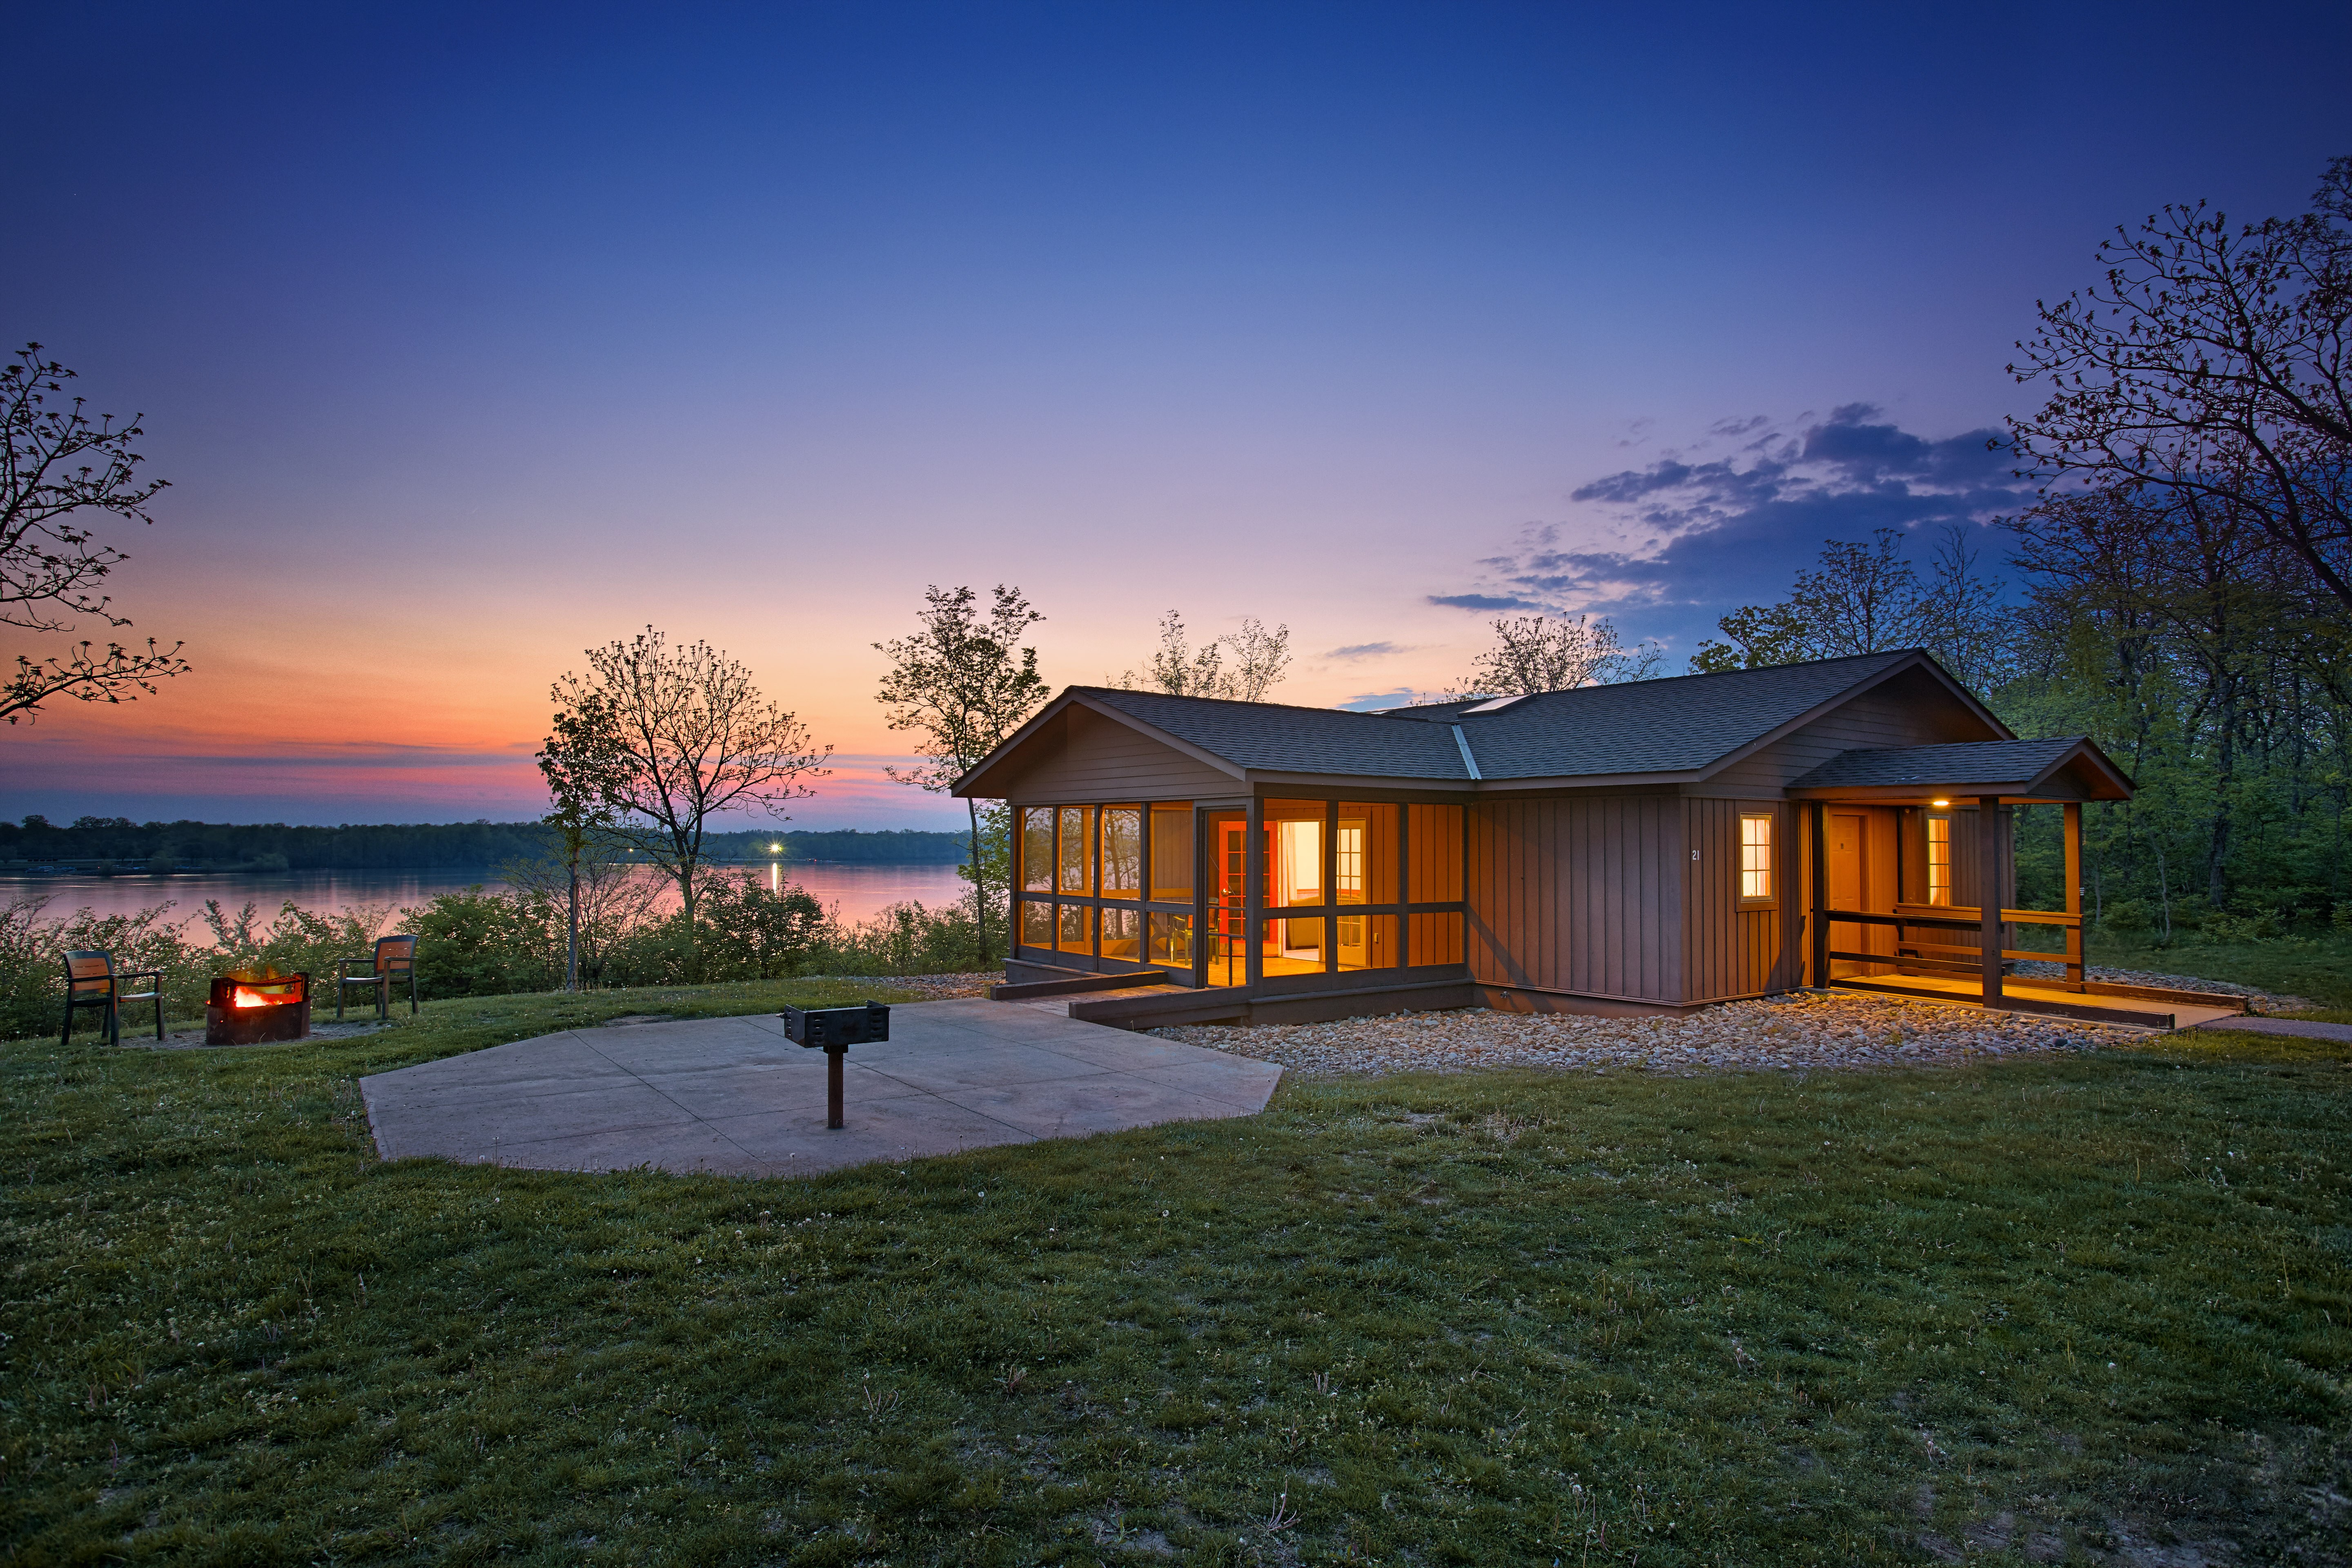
[1149, 805, 1194, 902]
[1148, 912, 1194, 969]
[1100, 806, 1142, 899]
[1739, 813, 1774, 903]
[1927, 816, 1952, 906]
[1057, 902, 1093, 954]
[1020, 808, 1053, 893]
[1101, 904, 1140, 960]
[1057, 807, 1091, 894]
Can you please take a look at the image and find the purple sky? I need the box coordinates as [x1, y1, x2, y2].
[5, 2, 2346, 828]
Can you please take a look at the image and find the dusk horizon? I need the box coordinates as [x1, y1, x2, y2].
[7, 2, 2347, 832]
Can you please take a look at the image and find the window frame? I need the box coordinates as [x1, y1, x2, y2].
[1011, 791, 1470, 983]
[1737, 809, 1777, 909]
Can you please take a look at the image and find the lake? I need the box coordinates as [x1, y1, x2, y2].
[0, 862, 971, 929]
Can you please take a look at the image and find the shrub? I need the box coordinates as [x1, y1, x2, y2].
[2101, 898, 2153, 932]
[694, 873, 826, 980]
[407, 887, 563, 999]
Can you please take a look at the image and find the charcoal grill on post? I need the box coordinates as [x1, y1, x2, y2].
[781, 1001, 889, 1129]
[206, 970, 311, 1046]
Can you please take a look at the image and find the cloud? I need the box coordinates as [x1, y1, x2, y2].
[1324, 641, 1415, 661]
[1335, 688, 1423, 711]
[1425, 592, 1549, 612]
[1431, 405, 2029, 646]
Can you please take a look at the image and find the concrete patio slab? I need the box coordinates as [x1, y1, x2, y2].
[359, 997, 1282, 1178]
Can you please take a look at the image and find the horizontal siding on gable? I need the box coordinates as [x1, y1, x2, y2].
[992, 706, 1237, 803]
[1699, 666, 2004, 794]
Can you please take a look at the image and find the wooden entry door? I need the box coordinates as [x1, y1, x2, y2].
[1826, 809, 1893, 976]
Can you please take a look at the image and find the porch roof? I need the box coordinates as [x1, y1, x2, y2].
[1783, 737, 2132, 803]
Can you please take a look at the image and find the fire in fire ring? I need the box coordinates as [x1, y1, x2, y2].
[206, 969, 311, 1046]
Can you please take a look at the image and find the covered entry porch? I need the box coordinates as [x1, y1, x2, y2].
[1786, 739, 2248, 1030]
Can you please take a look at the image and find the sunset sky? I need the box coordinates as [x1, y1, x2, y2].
[7, 2, 2346, 830]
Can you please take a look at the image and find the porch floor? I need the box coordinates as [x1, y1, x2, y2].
[1831, 971, 2246, 1030]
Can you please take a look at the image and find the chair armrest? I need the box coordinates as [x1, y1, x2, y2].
[338, 957, 379, 977]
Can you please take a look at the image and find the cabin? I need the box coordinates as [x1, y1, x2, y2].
[953, 650, 2238, 1030]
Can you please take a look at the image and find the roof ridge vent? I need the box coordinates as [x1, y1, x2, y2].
[1461, 693, 1529, 714]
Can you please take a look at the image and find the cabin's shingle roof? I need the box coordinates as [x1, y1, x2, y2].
[1068, 650, 1931, 782]
[1785, 739, 2083, 792]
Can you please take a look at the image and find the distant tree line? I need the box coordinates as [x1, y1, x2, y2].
[0, 817, 972, 870]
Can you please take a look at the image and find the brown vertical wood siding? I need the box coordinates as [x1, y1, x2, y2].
[1466, 795, 1683, 1004]
[1680, 799, 1798, 1002]
[1408, 804, 1463, 902]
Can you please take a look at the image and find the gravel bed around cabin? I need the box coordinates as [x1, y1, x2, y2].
[1149, 991, 2142, 1080]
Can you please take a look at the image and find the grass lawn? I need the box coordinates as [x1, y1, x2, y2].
[3, 984, 2348, 1565]
[2079, 928, 2352, 1013]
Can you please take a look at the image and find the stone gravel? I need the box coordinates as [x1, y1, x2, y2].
[1149, 990, 2144, 1080]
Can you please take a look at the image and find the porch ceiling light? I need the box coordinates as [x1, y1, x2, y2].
[1931, 798, 1950, 807]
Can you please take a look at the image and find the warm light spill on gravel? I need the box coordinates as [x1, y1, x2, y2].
[1148, 991, 2146, 1079]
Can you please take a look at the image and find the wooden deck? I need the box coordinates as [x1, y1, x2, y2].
[1831, 971, 2247, 1030]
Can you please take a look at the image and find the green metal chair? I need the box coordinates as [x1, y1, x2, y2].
[61, 949, 166, 1045]
[338, 934, 419, 1021]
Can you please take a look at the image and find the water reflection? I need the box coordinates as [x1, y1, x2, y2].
[0, 862, 968, 928]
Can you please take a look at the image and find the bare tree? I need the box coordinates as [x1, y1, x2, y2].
[1452, 612, 1660, 696]
[2007, 156, 2352, 608]
[874, 584, 1049, 968]
[2, 344, 188, 725]
[539, 628, 829, 969]
[1111, 610, 1292, 701]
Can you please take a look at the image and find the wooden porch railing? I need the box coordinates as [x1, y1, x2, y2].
[1809, 797, 2084, 1006]
[1820, 906, 2085, 989]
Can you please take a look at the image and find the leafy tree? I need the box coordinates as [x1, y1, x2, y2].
[539, 628, 828, 973]
[1111, 610, 1292, 701]
[874, 585, 1049, 968]
[1688, 526, 2016, 690]
[2008, 156, 2352, 609]
[2, 344, 189, 725]
[535, 721, 624, 991]
[1450, 612, 1660, 696]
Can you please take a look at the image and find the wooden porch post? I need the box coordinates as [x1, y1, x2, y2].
[2063, 802, 2084, 990]
[1978, 795, 2005, 1007]
[1809, 801, 1829, 988]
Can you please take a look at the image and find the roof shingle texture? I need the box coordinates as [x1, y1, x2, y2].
[1074, 651, 1933, 782]
[1786, 739, 2084, 791]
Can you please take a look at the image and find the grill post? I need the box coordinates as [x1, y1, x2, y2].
[827, 1044, 844, 1129]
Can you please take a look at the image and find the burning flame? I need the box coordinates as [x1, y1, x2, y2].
[223, 966, 300, 1009]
